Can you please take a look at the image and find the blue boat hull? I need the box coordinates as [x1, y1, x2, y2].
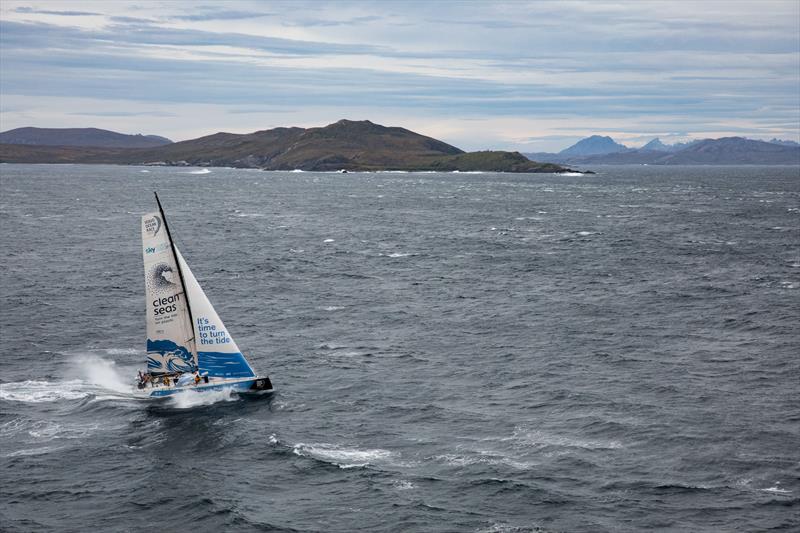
[144, 376, 273, 398]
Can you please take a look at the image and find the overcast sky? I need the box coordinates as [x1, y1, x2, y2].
[1, 1, 798, 151]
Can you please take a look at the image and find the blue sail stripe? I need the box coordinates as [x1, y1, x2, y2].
[198, 351, 256, 378]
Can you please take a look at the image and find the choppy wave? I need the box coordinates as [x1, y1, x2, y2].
[760, 485, 792, 494]
[433, 452, 534, 470]
[508, 427, 623, 450]
[3, 163, 799, 532]
[3, 445, 67, 458]
[292, 442, 395, 468]
[0, 380, 96, 403]
[0, 417, 114, 444]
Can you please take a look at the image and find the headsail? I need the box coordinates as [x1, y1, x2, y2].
[142, 212, 197, 374]
[175, 249, 256, 379]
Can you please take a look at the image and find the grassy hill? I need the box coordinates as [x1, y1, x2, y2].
[0, 127, 171, 148]
[0, 120, 573, 173]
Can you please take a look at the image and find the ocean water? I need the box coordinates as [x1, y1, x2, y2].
[0, 163, 798, 532]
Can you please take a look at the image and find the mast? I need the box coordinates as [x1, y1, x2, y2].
[154, 191, 197, 369]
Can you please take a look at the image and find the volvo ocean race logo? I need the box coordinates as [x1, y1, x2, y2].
[144, 215, 162, 237]
[147, 262, 177, 294]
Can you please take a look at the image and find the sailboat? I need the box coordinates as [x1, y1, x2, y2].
[135, 193, 273, 398]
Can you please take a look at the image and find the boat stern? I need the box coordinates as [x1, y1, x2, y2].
[248, 376, 274, 393]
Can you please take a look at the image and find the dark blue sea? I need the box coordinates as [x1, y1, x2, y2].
[1, 164, 798, 532]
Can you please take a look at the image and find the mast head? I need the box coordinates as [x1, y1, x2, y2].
[154, 191, 164, 212]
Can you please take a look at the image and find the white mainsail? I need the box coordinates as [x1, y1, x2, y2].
[176, 249, 256, 379]
[141, 212, 197, 374]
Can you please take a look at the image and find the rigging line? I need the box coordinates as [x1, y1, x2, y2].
[154, 192, 198, 364]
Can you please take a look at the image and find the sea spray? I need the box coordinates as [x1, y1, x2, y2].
[168, 388, 238, 409]
[68, 354, 133, 394]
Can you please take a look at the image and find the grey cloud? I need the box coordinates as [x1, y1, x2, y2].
[67, 110, 178, 117]
[170, 10, 274, 21]
[14, 6, 101, 16]
[0, 20, 391, 57]
[1, 1, 797, 143]
[281, 15, 385, 27]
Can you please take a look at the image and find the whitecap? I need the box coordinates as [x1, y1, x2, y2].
[477, 522, 535, 533]
[27, 420, 104, 441]
[0, 380, 92, 403]
[433, 452, 533, 470]
[323, 238, 335, 243]
[0, 417, 29, 435]
[387, 252, 411, 258]
[187, 168, 211, 174]
[3, 445, 66, 458]
[509, 427, 622, 450]
[327, 350, 364, 358]
[292, 442, 394, 468]
[560, 172, 585, 176]
[760, 485, 791, 494]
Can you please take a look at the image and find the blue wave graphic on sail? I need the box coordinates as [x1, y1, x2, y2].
[146, 339, 197, 373]
[198, 351, 255, 378]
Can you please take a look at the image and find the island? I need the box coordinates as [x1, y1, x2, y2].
[0, 120, 579, 173]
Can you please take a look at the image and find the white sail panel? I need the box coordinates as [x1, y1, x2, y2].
[175, 248, 256, 378]
[142, 212, 197, 374]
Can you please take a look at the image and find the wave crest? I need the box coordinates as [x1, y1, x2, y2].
[292, 443, 394, 469]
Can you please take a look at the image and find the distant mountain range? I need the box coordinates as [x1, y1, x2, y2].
[3, 124, 796, 170]
[525, 136, 800, 165]
[0, 121, 570, 173]
[559, 135, 628, 156]
[640, 138, 700, 153]
[0, 127, 172, 148]
[769, 138, 800, 147]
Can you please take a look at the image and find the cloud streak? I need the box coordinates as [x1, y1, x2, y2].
[1, 0, 797, 150]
